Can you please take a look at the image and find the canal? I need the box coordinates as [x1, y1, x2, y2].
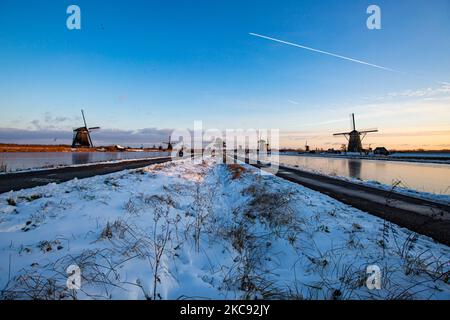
[272, 154, 450, 195]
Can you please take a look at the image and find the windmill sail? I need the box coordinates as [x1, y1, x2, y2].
[163, 136, 173, 150]
[333, 113, 378, 153]
[72, 110, 100, 148]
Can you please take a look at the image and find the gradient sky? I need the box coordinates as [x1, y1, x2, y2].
[0, 0, 449, 149]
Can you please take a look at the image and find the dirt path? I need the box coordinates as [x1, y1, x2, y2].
[246, 160, 450, 246]
[0, 157, 172, 194]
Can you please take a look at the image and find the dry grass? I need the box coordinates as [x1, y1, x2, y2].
[227, 164, 246, 180]
[7, 198, 16, 206]
[0, 249, 121, 300]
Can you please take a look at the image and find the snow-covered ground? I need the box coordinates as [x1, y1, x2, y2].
[0, 157, 448, 300]
[390, 152, 450, 159]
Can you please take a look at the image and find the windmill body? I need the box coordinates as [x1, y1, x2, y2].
[163, 136, 173, 151]
[333, 114, 377, 153]
[71, 110, 100, 148]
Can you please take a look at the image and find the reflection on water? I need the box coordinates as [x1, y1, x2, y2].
[0, 152, 170, 172]
[72, 153, 93, 165]
[348, 159, 362, 178]
[273, 155, 450, 195]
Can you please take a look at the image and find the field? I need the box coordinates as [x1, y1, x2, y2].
[0, 157, 448, 300]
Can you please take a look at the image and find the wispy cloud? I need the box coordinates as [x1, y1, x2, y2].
[385, 84, 450, 99]
[287, 99, 300, 105]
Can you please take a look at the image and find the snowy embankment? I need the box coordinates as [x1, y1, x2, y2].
[0, 157, 448, 300]
[277, 152, 450, 165]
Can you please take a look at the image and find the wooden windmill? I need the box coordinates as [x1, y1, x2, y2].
[71, 110, 100, 148]
[163, 136, 173, 151]
[333, 114, 377, 153]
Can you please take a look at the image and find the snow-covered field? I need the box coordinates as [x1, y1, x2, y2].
[0, 157, 448, 300]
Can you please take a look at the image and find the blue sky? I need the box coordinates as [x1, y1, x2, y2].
[0, 0, 449, 148]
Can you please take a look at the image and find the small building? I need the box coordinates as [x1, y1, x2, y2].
[374, 147, 389, 156]
[327, 148, 341, 154]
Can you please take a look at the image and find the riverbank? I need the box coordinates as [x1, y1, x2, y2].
[0, 156, 172, 193]
[278, 152, 450, 165]
[0, 151, 171, 173]
[0, 144, 164, 153]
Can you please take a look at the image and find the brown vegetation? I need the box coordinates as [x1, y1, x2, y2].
[227, 164, 246, 179]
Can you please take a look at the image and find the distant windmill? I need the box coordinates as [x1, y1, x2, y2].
[163, 136, 173, 151]
[71, 110, 100, 148]
[333, 113, 378, 153]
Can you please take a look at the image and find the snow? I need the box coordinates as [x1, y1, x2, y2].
[0, 157, 448, 300]
[390, 153, 450, 159]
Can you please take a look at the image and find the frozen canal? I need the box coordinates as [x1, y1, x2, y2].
[273, 154, 450, 195]
[0, 151, 170, 172]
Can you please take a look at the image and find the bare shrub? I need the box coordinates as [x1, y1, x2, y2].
[183, 183, 214, 252]
[150, 204, 172, 299]
[7, 198, 16, 206]
[0, 249, 121, 300]
[99, 220, 129, 240]
[243, 183, 300, 235]
[221, 219, 283, 299]
[124, 198, 140, 215]
[38, 240, 63, 253]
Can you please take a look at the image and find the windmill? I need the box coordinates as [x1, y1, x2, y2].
[71, 110, 100, 148]
[163, 136, 173, 151]
[333, 113, 378, 153]
[266, 138, 271, 154]
[256, 130, 267, 153]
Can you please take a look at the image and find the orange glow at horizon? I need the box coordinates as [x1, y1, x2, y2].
[279, 130, 450, 151]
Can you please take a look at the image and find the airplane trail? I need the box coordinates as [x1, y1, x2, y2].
[249, 33, 450, 86]
[249, 32, 399, 72]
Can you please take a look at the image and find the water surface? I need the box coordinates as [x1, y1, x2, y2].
[273, 155, 450, 195]
[0, 152, 170, 172]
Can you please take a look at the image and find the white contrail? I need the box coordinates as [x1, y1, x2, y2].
[249, 32, 399, 72]
[249, 33, 450, 87]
